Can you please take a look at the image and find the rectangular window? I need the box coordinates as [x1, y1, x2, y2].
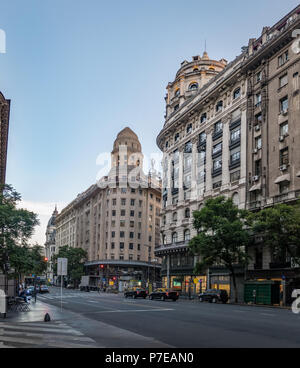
[231, 127, 241, 142]
[120, 231, 125, 238]
[230, 170, 240, 182]
[112, 199, 116, 206]
[280, 147, 289, 166]
[231, 151, 240, 163]
[255, 136, 262, 149]
[279, 74, 288, 88]
[214, 121, 222, 133]
[120, 220, 125, 227]
[112, 210, 116, 216]
[130, 210, 135, 217]
[213, 159, 222, 171]
[130, 232, 134, 239]
[129, 243, 134, 250]
[280, 121, 288, 136]
[120, 242, 124, 249]
[255, 160, 262, 176]
[130, 221, 134, 227]
[121, 209, 126, 216]
[111, 242, 115, 249]
[111, 231, 115, 238]
[199, 132, 206, 143]
[121, 198, 126, 206]
[256, 71, 262, 83]
[280, 96, 288, 114]
[212, 142, 222, 155]
[255, 93, 262, 107]
[130, 199, 135, 206]
[278, 50, 289, 67]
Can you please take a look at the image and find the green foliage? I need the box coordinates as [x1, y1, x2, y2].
[189, 196, 250, 302]
[248, 203, 300, 264]
[53, 245, 87, 284]
[0, 185, 39, 272]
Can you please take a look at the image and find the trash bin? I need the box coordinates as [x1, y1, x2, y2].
[0, 289, 7, 318]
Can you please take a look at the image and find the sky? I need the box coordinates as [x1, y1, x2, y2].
[0, 0, 299, 245]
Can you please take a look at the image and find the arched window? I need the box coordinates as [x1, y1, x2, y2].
[184, 229, 191, 242]
[189, 82, 199, 90]
[175, 89, 180, 97]
[172, 232, 178, 243]
[233, 88, 241, 100]
[162, 234, 166, 245]
[198, 203, 203, 211]
[185, 208, 190, 218]
[173, 212, 177, 222]
[232, 192, 239, 206]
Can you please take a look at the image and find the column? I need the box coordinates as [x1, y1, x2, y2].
[167, 152, 173, 207]
[178, 148, 184, 202]
[222, 117, 230, 189]
[205, 129, 213, 193]
[191, 137, 198, 200]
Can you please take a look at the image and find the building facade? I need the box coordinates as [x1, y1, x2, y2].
[0, 91, 10, 186]
[44, 207, 58, 283]
[243, 6, 300, 301]
[55, 128, 162, 291]
[156, 5, 300, 301]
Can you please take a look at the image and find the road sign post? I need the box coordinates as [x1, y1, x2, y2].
[57, 258, 68, 311]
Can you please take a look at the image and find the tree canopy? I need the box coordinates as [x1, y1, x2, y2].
[0, 185, 39, 273]
[53, 245, 87, 285]
[248, 203, 300, 265]
[189, 196, 250, 302]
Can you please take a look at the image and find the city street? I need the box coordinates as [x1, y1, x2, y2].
[1, 287, 300, 348]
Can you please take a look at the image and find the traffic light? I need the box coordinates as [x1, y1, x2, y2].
[100, 264, 104, 269]
[112, 276, 116, 281]
[44, 257, 48, 262]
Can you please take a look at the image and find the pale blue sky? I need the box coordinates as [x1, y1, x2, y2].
[0, 0, 299, 243]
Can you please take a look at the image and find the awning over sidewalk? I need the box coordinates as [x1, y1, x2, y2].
[274, 173, 290, 184]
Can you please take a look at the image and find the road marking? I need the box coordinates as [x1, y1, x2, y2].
[86, 308, 175, 314]
[260, 313, 276, 317]
[0, 324, 83, 335]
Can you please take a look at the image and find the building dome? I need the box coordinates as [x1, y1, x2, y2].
[112, 127, 141, 154]
[47, 206, 58, 227]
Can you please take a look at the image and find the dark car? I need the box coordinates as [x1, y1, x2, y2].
[39, 285, 49, 293]
[198, 289, 228, 304]
[124, 288, 147, 299]
[149, 288, 179, 301]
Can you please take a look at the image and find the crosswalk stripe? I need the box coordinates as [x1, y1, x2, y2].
[0, 335, 95, 348]
[0, 324, 84, 335]
[0, 329, 95, 342]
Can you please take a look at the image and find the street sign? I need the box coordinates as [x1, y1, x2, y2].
[57, 258, 68, 276]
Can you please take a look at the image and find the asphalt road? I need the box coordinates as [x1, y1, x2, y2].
[25, 286, 300, 348]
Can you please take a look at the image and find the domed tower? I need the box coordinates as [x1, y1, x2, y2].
[165, 51, 227, 119]
[111, 127, 144, 169]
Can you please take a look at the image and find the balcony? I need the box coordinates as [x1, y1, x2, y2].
[248, 201, 262, 210]
[274, 193, 289, 204]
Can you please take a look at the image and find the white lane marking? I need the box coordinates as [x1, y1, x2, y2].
[260, 313, 276, 317]
[233, 310, 246, 313]
[89, 308, 175, 314]
[87, 300, 98, 303]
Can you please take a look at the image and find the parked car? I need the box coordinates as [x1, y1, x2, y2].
[198, 289, 229, 304]
[124, 288, 147, 299]
[79, 284, 90, 292]
[66, 284, 75, 289]
[39, 285, 49, 293]
[149, 288, 179, 301]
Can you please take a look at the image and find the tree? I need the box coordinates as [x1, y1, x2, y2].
[53, 246, 87, 286]
[249, 203, 300, 266]
[189, 196, 250, 303]
[0, 185, 39, 273]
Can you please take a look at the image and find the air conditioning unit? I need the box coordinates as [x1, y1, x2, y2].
[252, 175, 259, 182]
[280, 164, 287, 171]
[279, 135, 285, 142]
[255, 125, 260, 131]
[253, 148, 258, 154]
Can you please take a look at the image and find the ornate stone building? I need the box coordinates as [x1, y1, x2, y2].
[0, 91, 10, 185]
[243, 5, 300, 296]
[156, 5, 300, 300]
[156, 51, 248, 296]
[44, 206, 58, 283]
[55, 128, 162, 290]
